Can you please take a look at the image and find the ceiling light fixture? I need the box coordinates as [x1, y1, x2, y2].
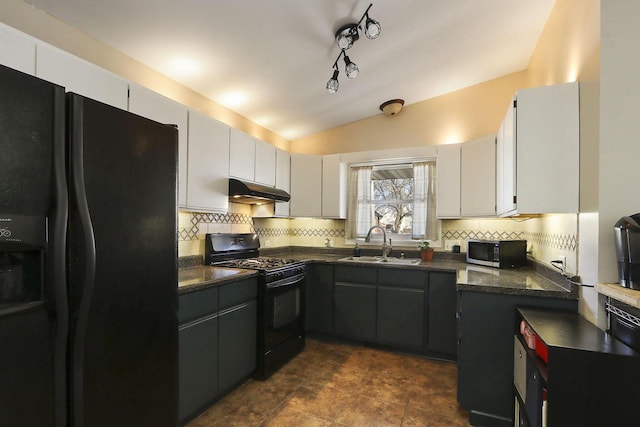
[379, 99, 405, 116]
[325, 3, 381, 93]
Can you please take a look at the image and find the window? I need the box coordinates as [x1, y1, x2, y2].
[346, 159, 438, 243]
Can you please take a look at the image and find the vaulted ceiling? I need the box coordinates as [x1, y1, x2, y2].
[25, 0, 555, 140]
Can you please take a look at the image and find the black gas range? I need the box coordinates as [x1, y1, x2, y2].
[204, 233, 306, 380]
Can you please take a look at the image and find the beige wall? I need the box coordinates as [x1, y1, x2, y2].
[291, 71, 530, 155]
[0, 0, 290, 151]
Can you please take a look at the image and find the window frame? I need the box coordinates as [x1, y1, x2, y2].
[345, 156, 442, 248]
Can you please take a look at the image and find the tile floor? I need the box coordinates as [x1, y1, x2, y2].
[187, 338, 470, 426]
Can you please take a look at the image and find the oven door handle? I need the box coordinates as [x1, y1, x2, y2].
[267, 272, 306, 289]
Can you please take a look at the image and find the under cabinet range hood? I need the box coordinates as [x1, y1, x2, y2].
[228, 178, 290, 204]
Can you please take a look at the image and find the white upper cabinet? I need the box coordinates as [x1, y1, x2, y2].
[274, 149, 291, 217]
[496, 99, 517, 215]
[322, 154, 347, 219]
[254, 139, 276, 186]
[36, 43, 128, 110]
[186, 110, 230, 212]
[0, 23, 36, 75]
[229, 129, 256, 182]
[128, 83, 189, 207]
[229, 129, 276, 186]
[497, 82, 579, 216]
[461, 135, 496, 217]
[436, 144, 461, 218]
[290, 153, 322, 218]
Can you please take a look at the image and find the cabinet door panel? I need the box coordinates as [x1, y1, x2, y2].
[186, 110, 229, 211]
[36, 43, 128, 110]
[0, 23, 36, 75]
[275, 149, 290, 217]
[306, 264, 333, 334]
[254, 140, 276, 185]
[229, 129, 255, 181]
[333, 282, 376, 341]
[377, 285, 425, 349]
[322, 154, 347, 218]
[428, 272, 457, 357]
[218, 301, 257, 394]
[179, 315, 218, 423]
[436, 144, 461, 218]
[290, 153, 322, 217]
[461, 136, 496, 217]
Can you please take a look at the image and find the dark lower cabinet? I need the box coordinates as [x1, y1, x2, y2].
[305, 264, 333, 334]
[427, 272, 457, 357]
[457, 290, 577, 427]
[178, 315, 218, 422]
[178, 277, 257, 426]
[334, 282, 377, 341]
[377, 285, 425, 349]
[218, 300, 257, 394]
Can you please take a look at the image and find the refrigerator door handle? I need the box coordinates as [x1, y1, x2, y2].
[51, 87, 70, 427]
[68, 94, 97, 427]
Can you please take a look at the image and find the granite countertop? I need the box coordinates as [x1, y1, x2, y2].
[261, 248, 577, 299]
[178, 248, 576, 299]
[178, 265, 258, 295]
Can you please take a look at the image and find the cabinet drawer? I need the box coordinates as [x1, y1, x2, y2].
[219, 278, 257, 310]
[514, 335, 527, 400]
[179, 287, 218, 324]
[334, 265, 377, 284]
[378, 269, 426, 289]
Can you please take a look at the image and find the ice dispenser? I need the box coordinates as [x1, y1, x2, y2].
[614, 213, 640, 290]
[0, 215, 46, 310]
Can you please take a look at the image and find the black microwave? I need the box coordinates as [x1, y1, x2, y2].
[466, 239, 527, 268]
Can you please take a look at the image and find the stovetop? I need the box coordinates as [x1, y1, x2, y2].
[214, 257, 299, 271]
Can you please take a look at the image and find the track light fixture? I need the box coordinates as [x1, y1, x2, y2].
[325, 3, 381, 93]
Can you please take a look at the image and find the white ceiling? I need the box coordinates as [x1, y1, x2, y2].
[25, 0, 555, 141]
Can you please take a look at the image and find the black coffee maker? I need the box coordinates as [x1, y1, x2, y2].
[614, 213, 640, 290]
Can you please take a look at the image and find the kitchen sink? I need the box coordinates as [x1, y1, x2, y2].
[337, 256, 421, 265]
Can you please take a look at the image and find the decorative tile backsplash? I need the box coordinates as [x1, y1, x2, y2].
[178, 212, 254, 241]
[524, 232, 578, 252]
[442, 230, 524, 241]
[178, 206, 579, 274]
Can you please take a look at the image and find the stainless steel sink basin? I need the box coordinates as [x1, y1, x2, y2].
[378, 257, 421, 265]
[338, 256, 381, 263]
[337, 256, 421, 265]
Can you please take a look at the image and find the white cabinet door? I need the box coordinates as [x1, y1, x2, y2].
[461, 135, 496, 217]
[515, 82, 579, 214]
[322, 154, 347, 219]
[229, 129, 256, 182]
[436, 144, 461, 218]
[186, 110, 230, 212]
[254, 140, 276, 186]
[0, 23, 36, 75]
[129, 83, 189, 207]
[290, 153, 322, 217]
[496, 83, 579, 216]
[497, 99, 517, 215]
[36, 43, 128, 110]
[274, 149, 290, 217]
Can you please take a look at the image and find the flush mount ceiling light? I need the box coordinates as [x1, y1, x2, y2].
[379, 99, 405, 116]
[325, 3, 381, 93]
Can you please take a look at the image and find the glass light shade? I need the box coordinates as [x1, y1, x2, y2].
[326, 70, 339, 93]
[337, 34, 353, 50]
[365, 17, 381, 39]
[335, 24, 359, 50]
[344, 56, 359, 79]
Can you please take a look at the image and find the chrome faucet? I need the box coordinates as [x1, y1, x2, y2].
[364, 225, 392, 259]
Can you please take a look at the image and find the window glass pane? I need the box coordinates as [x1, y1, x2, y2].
[371, 164, 413, 237]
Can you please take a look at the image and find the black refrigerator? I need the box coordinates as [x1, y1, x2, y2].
[0, 64, 178, 427]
